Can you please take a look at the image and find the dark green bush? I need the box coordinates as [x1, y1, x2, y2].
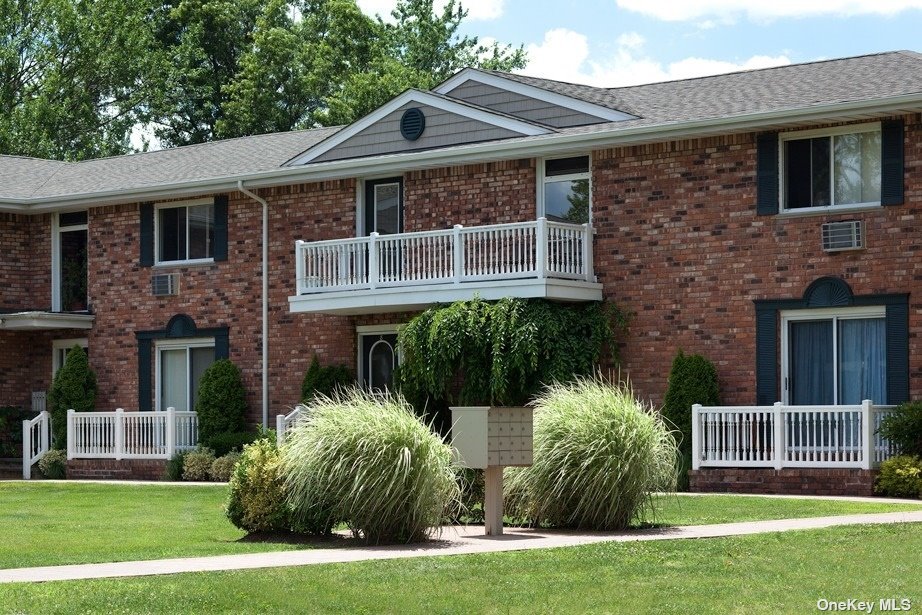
[226, 438, 290, 533]
[662, 350, 720, 455]
[38, 449, 67, 479]
[301, 354, 353, 402]
[182, 447, 216, 481]
[0, 406, 30, 457]
[205, 431, 258, 456]
[454, 468, 485, 523]
[47, 345, 97, 449]
[879, 402, 922, 456]
[195, 359, 247, 445]
[874, 455, 922, 499]
[164, 452, 187, 481]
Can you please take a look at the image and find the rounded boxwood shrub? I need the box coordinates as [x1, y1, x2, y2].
[38, 449, 67, 479]
[301, 354, 353, 402]
[210, 451, 241, 482]
[47, 345, 97, 449]
[205, 431, 258, 457]
[662, 350, 719, 454]
[195, 359, 247, 445]
[182, 447, 216, 481]
[164, 451, 187, 481]
[879, 402, 922, 456]
[875, 455, 922, 499]
[505, 377, 678, 530]
[282, 389, 460, 544]
[226, 438, 289, 534]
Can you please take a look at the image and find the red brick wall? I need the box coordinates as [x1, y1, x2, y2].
[688, 468, 877, 497]
[0, 213, 51, 312]
[592, 114, 922, 406]
[67, 458, 169, 481]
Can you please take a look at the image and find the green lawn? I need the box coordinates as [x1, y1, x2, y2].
[1, 482, 919, 570]
[1, 523, 920, 614]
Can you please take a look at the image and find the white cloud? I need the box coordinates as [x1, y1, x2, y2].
[356, 0, 505, 21]
[520, 29, 791, 86]
[615, 0, 922, 22]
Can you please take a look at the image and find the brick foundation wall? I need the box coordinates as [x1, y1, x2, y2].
[67, 458, 169, 481]
[688, 468, 878, 496]
[592, 114, 922, 406]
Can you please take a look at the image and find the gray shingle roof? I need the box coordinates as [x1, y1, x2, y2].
[3, 50, 921, 204]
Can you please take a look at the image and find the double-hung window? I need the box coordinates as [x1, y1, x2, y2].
[542, 156, 590, 223]
[781, 124, 881, 211]
[156, 199, 215, 264]
[156, 339, 216, 412]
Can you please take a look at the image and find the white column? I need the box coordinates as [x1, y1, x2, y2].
[66, 409, 75, 461]
[691, 404, 702, 471]
[861, 399, 873, 470]
[484, 465, 504, 536]
[166, 406, 176, 459]
[773, 401, 784, 470]
[22, 419, 30, 480]
[452, 224, 463, 284]
[40, 411, 49, 454]
[582, 223, 594, 282]
[294, 240, 305, 295]
[276, 414, 285, 446]
[535, 218, 547, 279]
[368, 232, 379, 289]
[114, 408, 124, 460]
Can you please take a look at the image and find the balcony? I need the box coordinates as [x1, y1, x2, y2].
[288, 218, 603, 315]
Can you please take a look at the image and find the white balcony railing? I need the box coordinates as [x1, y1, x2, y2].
[67, 408, 198, 460]
[276, 404, 306, 446]
[691, 401, 898, 470]
[22, 411, 51, 479]
[294, 218, 594, 295]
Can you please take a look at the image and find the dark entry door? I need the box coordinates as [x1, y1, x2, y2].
[364, 178, 403, 236]
[361, 333, 398, 392]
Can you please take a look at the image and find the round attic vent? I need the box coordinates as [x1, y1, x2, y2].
[400, 108, 426, 141]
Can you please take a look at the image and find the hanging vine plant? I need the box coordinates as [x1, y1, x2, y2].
[396, 298, 630, 407]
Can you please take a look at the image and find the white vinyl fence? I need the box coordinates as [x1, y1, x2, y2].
[276, 404, 306, 446]
[22, 411, 51, 480]
[67, 408, 198, 460]
[692, 400, 897, 470]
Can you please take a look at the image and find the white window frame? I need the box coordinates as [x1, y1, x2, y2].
[51, 212, 88, 312]
[356, 324, 403, 390]
[778, 122, 882, 215]
[780, 306, 886, 405]
[154, 198, 215, 266]
[537, 153, 592, 224]
[154, 338, 215, 412]
[52, 338, 89, 377]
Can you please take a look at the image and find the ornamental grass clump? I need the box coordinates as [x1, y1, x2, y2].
[505, 377, 678, 530]
[282, 389, 459, 544]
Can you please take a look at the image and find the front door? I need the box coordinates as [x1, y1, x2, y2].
[360, 333, 398, 392]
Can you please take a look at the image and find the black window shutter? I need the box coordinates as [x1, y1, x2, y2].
[138, 338, 152, 412]
[881, 119, 904, 206]
[755, 305, 778, 405]
[756, 133, 779, 215]
[215, 330, 230, 360]
[886, 301, 909, 405]
[214, 195, 229, 261]
[140, 202, 154, 266]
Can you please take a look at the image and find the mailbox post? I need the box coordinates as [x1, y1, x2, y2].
[450, 406, 534, 536]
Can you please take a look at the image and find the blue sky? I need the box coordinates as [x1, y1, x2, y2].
[358, 0, 922, 86]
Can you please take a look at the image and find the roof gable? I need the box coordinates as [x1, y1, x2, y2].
[287, 90, 551, 166]
[435, 68, 635, 125]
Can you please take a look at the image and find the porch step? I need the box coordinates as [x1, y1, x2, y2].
[0, 458, 22, 480]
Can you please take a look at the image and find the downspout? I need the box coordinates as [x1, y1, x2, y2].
[237, 180, 269, 428]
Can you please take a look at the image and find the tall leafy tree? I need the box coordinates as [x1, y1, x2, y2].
[0, 0, 155, 160]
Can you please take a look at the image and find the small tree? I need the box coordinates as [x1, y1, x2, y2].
[195, 359, 247, 445]
[662, 350, 720, 455]
[47, 345, 97, 449]
[301, 354, 353, 402]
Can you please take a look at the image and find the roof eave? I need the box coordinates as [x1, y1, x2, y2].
[5, 93, 922, 212]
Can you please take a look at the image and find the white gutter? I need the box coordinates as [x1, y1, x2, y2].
[3, 93, 922, 212]
[237, 180, 270, 429]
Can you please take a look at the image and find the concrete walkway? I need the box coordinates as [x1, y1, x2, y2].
[2, 509, 921, 584]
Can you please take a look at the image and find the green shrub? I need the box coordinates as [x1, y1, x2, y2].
[47, 345, 97, 449]
[282, 389, 460, 543]
[210, 452, 241, 482]
[182, 447, 216, 481]
[662, 350, 719, 456]
[226, 438, 289, 533]
[505, 377, 678, 530]
[875, 456, 922, 499]
[455, 468, 485, 523]
[205, 431, 258, 457]
[164, 452, 187, 481]
[195, 359, 247, 445]
[0, 406, 30, 457]
[38, 449, 67, 479]
[879, 402, 922, 456]
[301, 355, 353, 402]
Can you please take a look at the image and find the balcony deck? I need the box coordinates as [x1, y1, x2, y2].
[288, 218, 603, 315]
